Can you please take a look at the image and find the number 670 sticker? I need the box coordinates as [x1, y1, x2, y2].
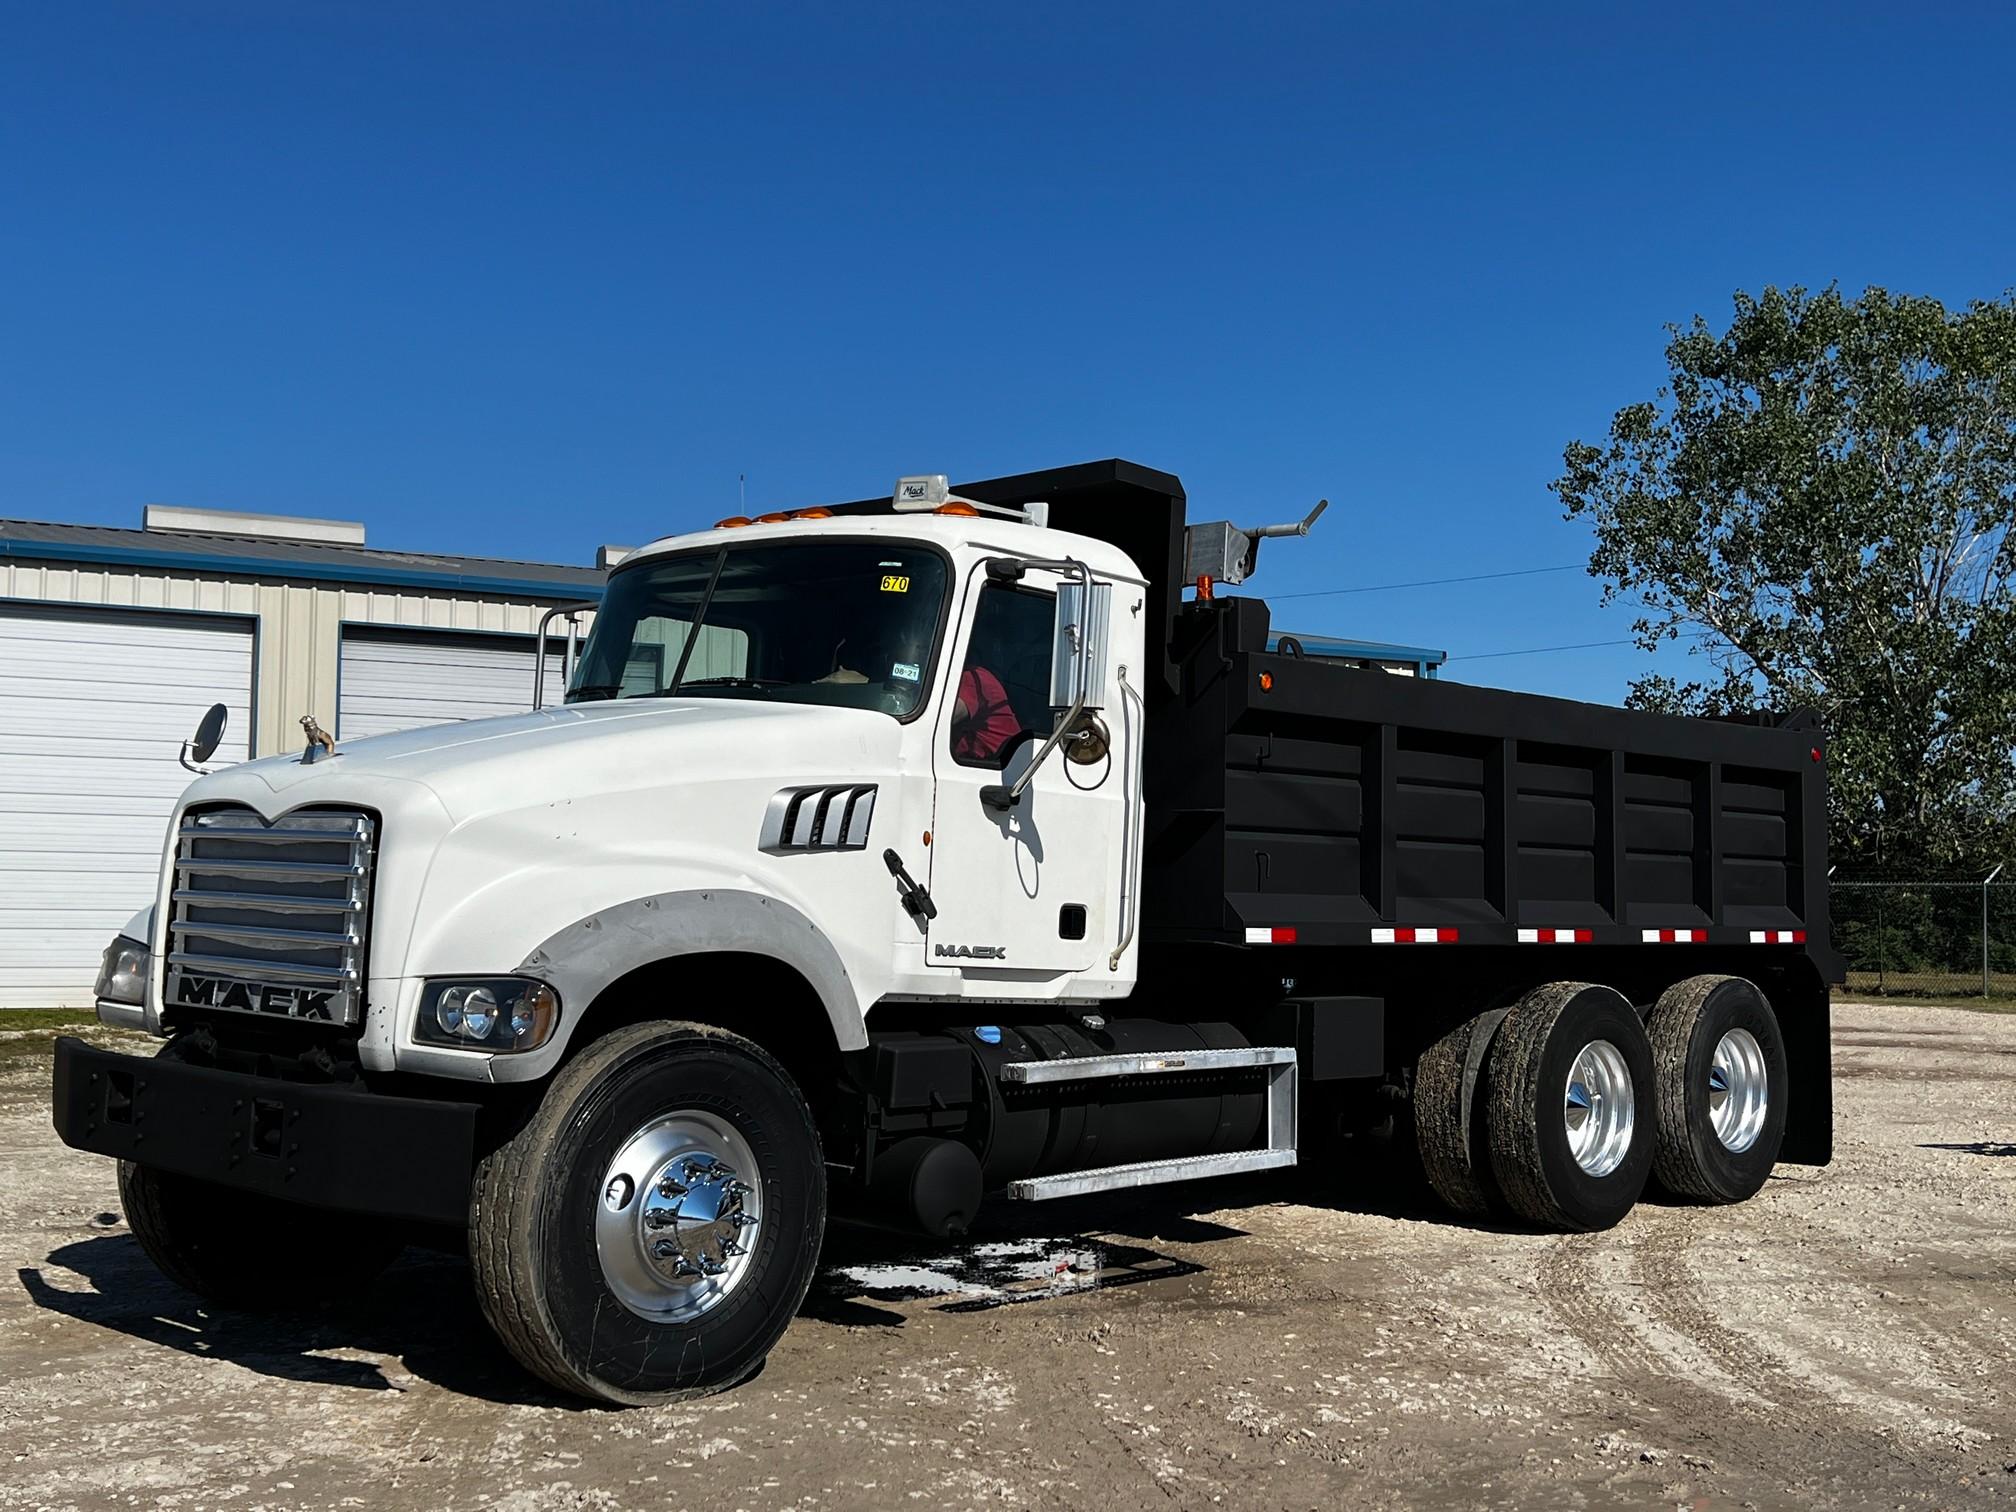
[879, 574, 910, 593]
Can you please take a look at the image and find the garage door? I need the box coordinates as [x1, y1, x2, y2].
[0, 603, 254, 1008]
[338, 628, 564, 740]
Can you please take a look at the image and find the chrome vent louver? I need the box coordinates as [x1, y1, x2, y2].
[165, 806, 376, 1026]
[759, 784, 878, 852]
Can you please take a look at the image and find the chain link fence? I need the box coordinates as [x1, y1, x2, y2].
[1831, 876, 2016, 999]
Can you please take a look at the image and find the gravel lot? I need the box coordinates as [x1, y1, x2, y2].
[2, 1001, 2011, 1511]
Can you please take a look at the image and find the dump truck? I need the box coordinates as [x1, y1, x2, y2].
[53, 459, 1838, 1404]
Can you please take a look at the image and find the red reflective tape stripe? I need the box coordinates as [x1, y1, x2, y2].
[1394, 927, 1417, 943]
[1272, 926, 1298, 944]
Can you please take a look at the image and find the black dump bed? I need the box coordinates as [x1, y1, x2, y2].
[1143, 596, 1835, 969]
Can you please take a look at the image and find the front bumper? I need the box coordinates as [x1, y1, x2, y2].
[51, 1038, 481, 1226]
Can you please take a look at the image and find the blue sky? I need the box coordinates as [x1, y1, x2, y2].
[3, 2, 2011, 701]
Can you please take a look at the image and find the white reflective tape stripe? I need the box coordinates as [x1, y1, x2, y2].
[1640, 929, 1659, 943]
[1244, 927, 1272, 943]
[1517, 928, 1539, 943]
[1370, 928, 1396, 943]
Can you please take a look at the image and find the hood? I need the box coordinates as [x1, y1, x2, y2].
[212, 698, 905, 819]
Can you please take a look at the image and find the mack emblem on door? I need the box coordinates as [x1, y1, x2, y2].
[934, 943, 1007, 960]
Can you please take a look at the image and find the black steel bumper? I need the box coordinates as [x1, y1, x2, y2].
[51, 1037, 481, 1226]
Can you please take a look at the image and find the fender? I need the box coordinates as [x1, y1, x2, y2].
[492, 888, 866, 1081]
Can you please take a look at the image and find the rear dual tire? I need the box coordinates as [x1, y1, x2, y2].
[1486, 982, 1656, 1232]
[1416, 982, 1655, 1232]
[1645, 975, 1788, 1203]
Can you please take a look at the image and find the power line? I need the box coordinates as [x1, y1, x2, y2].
[1446, 638, 1638, 662]
[1269, 563, 1584, 601]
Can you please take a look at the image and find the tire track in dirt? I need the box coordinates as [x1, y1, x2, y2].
[1630, 1218, 1957, 1482]
[1537, 1226, 1990, 1507]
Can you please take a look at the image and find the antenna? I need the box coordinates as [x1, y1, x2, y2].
[739, 473, 746, 513]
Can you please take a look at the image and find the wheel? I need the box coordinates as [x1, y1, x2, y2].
[1485, 982, 1655, 1232]
[118, 1039, 404, 1309]
[469, 1021, 825, 1406]
[1414, 1010, 1505, 1218]
[1644, 975, 1788, 1202]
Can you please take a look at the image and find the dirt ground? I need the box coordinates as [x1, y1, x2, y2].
[1, 1001, 2011, 1512]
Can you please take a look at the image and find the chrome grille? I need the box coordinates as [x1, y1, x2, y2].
[165, 806, 375, 1027]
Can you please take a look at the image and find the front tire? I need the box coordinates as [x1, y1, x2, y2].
[1644, 975, 1788, 1203]
[469, 1021, 825, 1406]
[1485, 982, 1655, 1232]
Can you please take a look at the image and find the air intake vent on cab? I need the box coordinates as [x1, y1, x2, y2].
[760, 784, 878, 852]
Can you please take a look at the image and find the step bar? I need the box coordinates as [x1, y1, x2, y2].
[999, 1043, 1297, 1201]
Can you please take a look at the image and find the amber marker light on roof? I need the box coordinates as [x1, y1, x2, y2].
[791, 508, 835, 520]
[934, 502, 981, 517]
[714, 516, 752, 529]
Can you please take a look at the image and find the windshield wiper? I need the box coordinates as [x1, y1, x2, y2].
[648, 676, 786, 694]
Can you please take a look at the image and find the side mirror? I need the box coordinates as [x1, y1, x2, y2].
[1049, 580, 1111, 712]
[190, 704, 228, 762]
[181, 703, 229, 773]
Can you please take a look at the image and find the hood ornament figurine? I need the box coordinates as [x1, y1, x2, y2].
[300, 714, 338, 764]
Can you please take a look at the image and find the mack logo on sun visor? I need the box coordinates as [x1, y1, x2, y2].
[175, 973, 339, 1021]
[934, 943, 1007, 960]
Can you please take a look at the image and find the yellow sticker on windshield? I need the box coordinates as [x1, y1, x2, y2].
[880, 574, 910, 593]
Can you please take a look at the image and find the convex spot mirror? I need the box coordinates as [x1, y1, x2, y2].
[1064, 711, 1110, 765]
[1049, 580, 1111, 713]
[189, 703, 228, 764]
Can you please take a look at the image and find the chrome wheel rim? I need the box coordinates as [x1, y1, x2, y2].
[1707, 1027, 1769, 1153]
[596, 1110, 762, 1324]
[1563, 1039, 1635, 1178]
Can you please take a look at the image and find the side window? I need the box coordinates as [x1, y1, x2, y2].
[951, 586, 1054, 768]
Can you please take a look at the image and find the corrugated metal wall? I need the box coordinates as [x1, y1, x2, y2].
[0, 560, 585, 757]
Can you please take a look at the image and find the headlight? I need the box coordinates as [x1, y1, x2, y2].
[415, 978, 559, 1053]
[95, 935, 150, 1007]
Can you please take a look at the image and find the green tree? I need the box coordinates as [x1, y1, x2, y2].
[1553, 285, 2016, 869]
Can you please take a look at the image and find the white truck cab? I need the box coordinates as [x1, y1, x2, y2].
[134, 501, 1150, 1085]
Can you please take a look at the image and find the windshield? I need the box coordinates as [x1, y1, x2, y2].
[567, 538, 951, 719]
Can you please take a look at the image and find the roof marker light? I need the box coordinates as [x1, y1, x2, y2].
[715, 516, 752, 529]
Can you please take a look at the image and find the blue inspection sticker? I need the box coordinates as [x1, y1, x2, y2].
[891, 661, 921, 682]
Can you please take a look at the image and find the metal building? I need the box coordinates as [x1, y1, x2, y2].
[0, 505, 604, 1007]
